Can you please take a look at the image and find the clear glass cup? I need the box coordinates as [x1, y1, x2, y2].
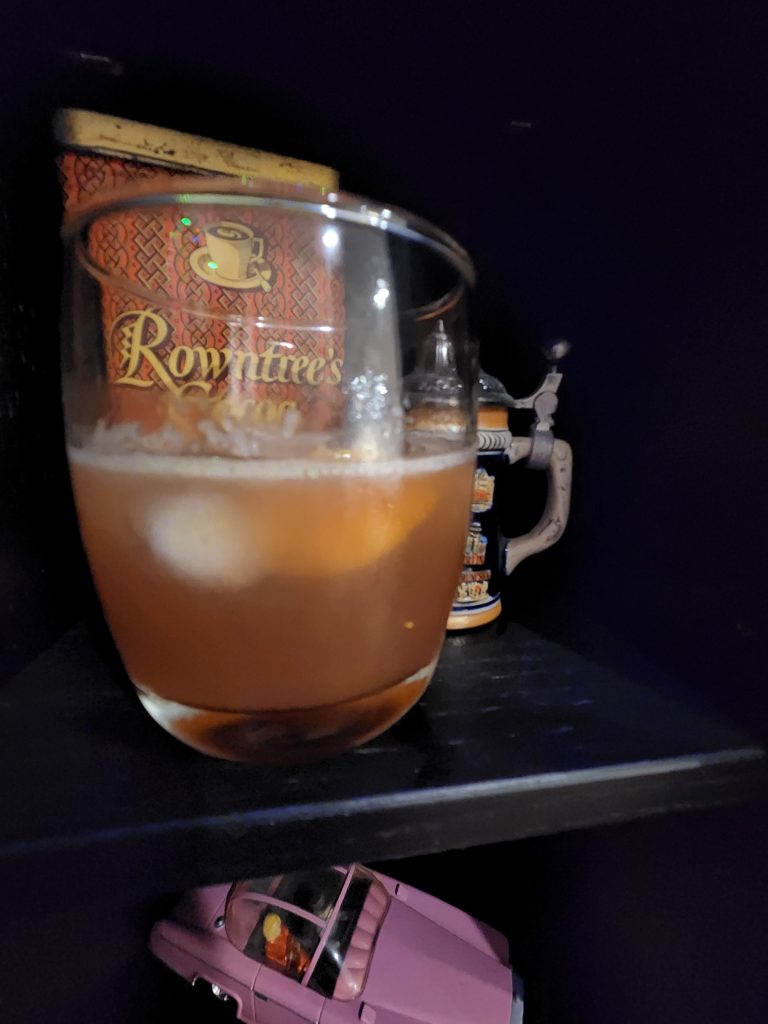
[61, 178, 477, 762]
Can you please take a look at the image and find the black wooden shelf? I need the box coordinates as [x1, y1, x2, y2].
[1, 620, 763, 898]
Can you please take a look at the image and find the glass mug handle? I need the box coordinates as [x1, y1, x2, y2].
[502, 437, 573, 574]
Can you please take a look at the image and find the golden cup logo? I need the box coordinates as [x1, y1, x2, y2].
[190, 220, 274, 291]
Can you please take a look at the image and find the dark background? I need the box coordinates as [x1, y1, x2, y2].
[1, 1, 766, 1021]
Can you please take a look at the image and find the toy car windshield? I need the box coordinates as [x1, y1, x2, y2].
[225, 865, 389, 999]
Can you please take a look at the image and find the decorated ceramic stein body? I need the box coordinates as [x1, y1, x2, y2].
[447, 365, 573, 631]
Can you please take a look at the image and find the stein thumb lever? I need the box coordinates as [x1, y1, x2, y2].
[510, 338, 571, 470]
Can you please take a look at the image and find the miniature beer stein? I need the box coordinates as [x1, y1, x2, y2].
[448, 342, 573, 629]
[405, 324, 572, 631]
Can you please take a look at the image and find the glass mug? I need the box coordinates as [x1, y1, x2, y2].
[61, 179, 477, 763]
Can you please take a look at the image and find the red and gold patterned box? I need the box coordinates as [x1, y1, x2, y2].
[56, 110, 344, 436]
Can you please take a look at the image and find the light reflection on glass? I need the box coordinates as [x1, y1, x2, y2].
[322, 227, 340, 249]
[373, 278, 390, 310]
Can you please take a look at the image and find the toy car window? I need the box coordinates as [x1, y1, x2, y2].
[239, 876, 279, 897]
[307, 867, 383, 1000]
[225, 892, 266, 953]
[228, 894, 322, 984]
[254, 902, 322, 983]
[271, 869, 344, 920]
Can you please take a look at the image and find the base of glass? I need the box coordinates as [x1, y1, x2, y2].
[135, 658, 437, 763]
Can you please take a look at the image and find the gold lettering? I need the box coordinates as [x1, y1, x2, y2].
[193, 346, 232, 381]
[306, 356, 326, 385]
[290, 355, 310, 384]
[260, 343, 280, 383]
[264, 400, 281, 423]
[326, 347, 343, 385]
[277, 353, 292, 383]
[111, 313, 341, 397]
[114, 311, 178, 394]
[167, 345, 196, 378]
[230, 350, 261, 382]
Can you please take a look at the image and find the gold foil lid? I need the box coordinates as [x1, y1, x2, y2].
[54, 108, 338, 192]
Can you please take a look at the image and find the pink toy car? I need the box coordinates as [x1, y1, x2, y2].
[150, 863, 524, 1023]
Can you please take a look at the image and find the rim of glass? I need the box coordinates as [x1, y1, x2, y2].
[63, 174, 476, 289]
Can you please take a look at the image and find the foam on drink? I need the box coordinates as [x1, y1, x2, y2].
[70, 445, 470, 585]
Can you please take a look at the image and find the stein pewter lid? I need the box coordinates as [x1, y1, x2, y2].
[405, 319, 466, 401]
[475, 364, 514, 406]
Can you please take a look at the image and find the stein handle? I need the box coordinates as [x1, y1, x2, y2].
[502, 437, 573, 575]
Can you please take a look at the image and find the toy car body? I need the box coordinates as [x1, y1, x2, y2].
[150, 863, 524, 1023]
